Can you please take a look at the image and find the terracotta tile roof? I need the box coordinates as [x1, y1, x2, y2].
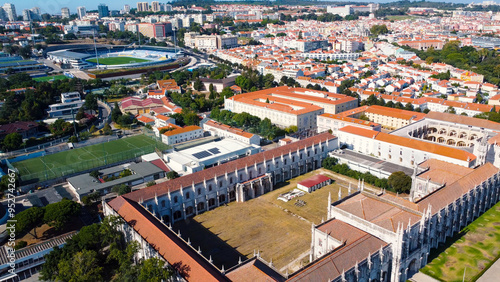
[123, 133, 337, 202]
[0, 121, 38, 135]
[320, 113, 379, 128]
[417, 159, 473, 186]
[336, 193, 421, 232]
[163, 125, 202, 137]
[137, 115, 154, 123]
[150, 159, 170, 172]
[426, 112, 500, 131]
[375, 131, 476, 162]
[229, 86, 356, 115]
[416, 163, 499, 212]
[205, 120, 255, 138]
[287, 220, 387, 282]
[339, 126, 476, 162]
[365, 105, 426, 121]
[339, 126, 379, 138]
[121, 97, 163, 109]
[226, 257, 285, 282]
[107, 197, 228, 282]
[298, 174, 331, 188]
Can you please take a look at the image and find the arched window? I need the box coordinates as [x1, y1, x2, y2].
[208, 185, 212, 191]
[208, 198, 216, 207]
[161, 200, 165, 208]
[186, 192, 190, 199]
[219, 181, 222, 187]
[173, 210, 182, 220]
[198, 188, 201, 195]
[230, 177, 233, 184]
[174, 196, 178, 203]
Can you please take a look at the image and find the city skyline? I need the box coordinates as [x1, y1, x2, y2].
[12, 0, 487, 16]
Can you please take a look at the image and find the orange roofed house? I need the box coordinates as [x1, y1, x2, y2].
[161, 125, 203, 145]
[224, 86, 358, 131]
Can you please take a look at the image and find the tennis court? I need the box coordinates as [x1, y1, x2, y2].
[14, 135, 168, 183]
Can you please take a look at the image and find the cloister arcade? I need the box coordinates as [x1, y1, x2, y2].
[406, 123, 482, 148]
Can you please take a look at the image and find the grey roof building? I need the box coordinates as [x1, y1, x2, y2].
[67, 162, 166, 201]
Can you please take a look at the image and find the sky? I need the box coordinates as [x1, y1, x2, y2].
[12, 0, 485, 15]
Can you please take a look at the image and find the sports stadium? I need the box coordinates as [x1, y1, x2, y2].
[46, 45, 179, 70]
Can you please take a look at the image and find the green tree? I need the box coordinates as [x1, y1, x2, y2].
[43, 199, 81, 230]
[370, 24, 389, 36]
[13, 207, 45, 238]
[112, 102, 123, 123]
[75, 108, 85, 120]
[14, 240, 27, 250]
[220, 87, 233, 98]
[444, 106, 456, 114]
[183, 112, 200, 126]
[3, 132, 22, 151]
[167, 171, 180, 179]
[193, 78, 203, 91]
[0, 174, 18, 194]
[146, 181, 156, 187]
[138, 258, 172, 282]
[103, 123, 112, 135]
[112, 184, 131, 195]
[57, 250, 103, 282]
[84, 93, 98, 114]
[388, 171, 412, 194]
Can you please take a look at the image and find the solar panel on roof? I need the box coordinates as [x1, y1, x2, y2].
[192, 151, 212, 159]
[208, 148, 221, 154]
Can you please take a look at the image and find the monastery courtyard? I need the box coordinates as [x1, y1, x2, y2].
[173, 169, 380, 274]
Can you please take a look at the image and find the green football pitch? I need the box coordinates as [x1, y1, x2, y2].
[14, 135, 168, 183]
[87, 57, 150, 65]
[34, 75, 68, 82]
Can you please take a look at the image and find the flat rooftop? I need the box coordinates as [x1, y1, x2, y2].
[164, 139, 260, 168]
[331, 149, 414, 176]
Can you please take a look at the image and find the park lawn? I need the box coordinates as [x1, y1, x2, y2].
[387, 15, 417, 21]
[173, 170, 355, 274]
[420, 201, 500, 281]
[87, 57, 150, 65]
[34, 75, 69, 82]
[14, 135, 167, 182]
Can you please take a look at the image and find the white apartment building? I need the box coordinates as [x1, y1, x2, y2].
[337, 126, 476, 168]
[161, 125, 203, 145]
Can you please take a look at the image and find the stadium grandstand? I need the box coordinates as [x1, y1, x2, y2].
[46, 45, 179, 70]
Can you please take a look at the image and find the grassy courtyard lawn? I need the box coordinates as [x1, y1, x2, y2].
[14, 135, 167, 183]
[173, 170, 351, 274]
[420, 201, 500, 281]
[87, 57, 150, 65]
[34, 75, 68, 82]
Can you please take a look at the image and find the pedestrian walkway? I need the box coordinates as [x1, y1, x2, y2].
[477, 257, 500, 282]
[409, 272, 441, 282]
